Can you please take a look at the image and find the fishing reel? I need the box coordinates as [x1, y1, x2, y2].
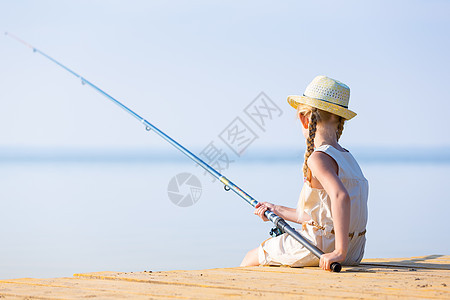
[269, 227, 284, 237]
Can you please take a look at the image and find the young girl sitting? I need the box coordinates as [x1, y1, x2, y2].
[240, 75, 368, 271]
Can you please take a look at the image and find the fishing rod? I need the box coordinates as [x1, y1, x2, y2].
[5, 32, 342, 272]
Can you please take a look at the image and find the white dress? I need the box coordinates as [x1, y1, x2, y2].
[258, 145, 369, 267]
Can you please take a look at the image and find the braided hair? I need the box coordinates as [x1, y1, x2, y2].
[296, 105, 345, 182]
[336, 117, 345, 141]
[302, 107, 319, 182]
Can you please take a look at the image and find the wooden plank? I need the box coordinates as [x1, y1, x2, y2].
[0, 255, 449, 299]
[361, 255, 450, 270]
[72, 266, 450, 299]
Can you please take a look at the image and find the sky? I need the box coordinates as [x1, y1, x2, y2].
[1, 0, 449, 154]
[0, 0, 450, 278]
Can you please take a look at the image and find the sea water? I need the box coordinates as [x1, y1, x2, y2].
[1, 154, 449, 279]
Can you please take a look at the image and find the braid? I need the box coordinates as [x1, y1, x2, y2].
[303, 108, 318, 182]
[336, 117, 345, 141]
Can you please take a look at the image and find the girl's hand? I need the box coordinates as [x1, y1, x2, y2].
[319, 250, 346, 271]
[254, 202, 276, 222]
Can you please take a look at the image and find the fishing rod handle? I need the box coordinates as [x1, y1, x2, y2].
[330, 262, 342, 272]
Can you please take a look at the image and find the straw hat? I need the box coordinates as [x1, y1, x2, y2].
[287, 75, 356, 120]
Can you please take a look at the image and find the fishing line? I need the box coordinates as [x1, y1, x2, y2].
[5, 32, 341, 272]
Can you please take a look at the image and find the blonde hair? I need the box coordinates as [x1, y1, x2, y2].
[297, 104, 345, 182]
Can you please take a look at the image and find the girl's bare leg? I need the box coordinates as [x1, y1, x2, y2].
[240, 248, 260, 267]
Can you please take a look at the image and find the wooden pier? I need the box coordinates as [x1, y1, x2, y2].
[0, 255, 448, 299]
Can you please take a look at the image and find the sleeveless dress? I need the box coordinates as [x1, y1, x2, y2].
[258, 145, 369, 267]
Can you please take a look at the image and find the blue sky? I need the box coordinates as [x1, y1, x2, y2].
[1, 0, 450, 278]
[1, 0, 449, 153]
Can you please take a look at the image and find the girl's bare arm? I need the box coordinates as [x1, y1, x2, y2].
[308, 151, 351, 270]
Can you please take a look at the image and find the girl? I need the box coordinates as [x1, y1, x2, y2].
[240, 75, 368, 271]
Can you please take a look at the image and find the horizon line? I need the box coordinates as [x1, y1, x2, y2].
[0, 146, 449, 164]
